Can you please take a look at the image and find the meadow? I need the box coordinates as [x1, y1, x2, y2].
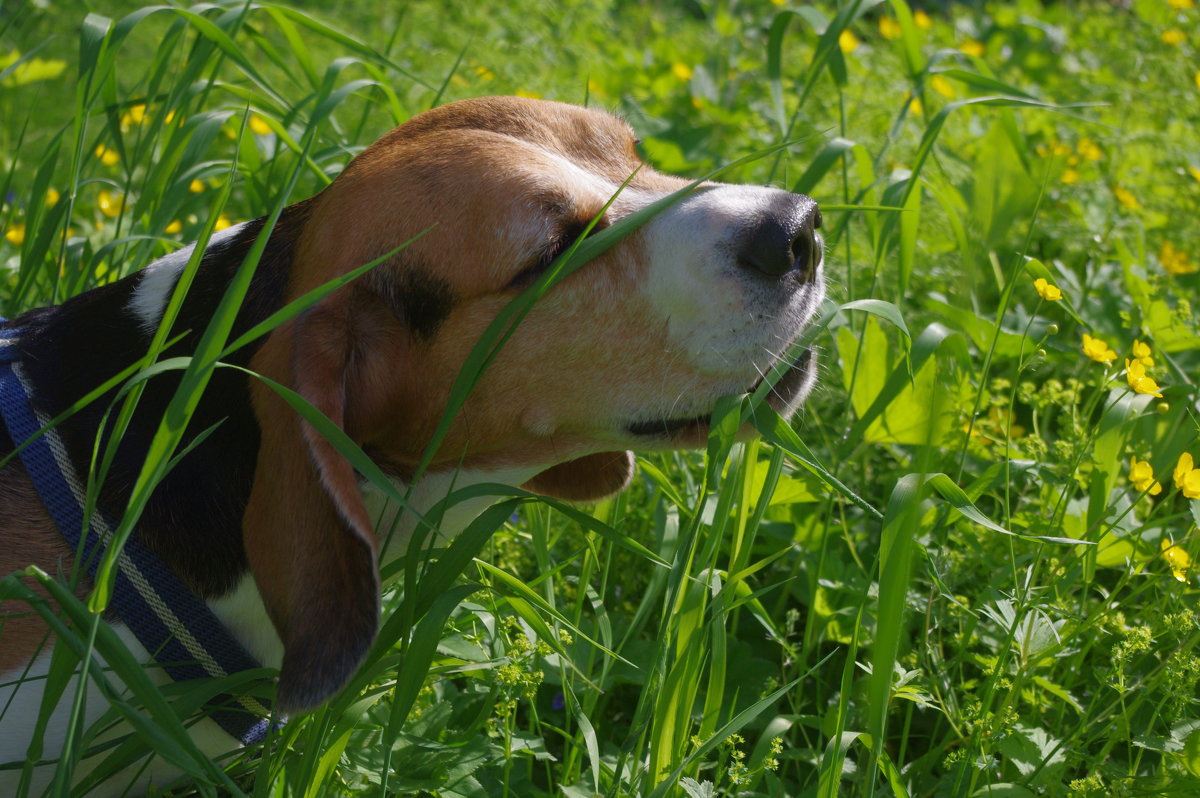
[2, 0, 1199, 795]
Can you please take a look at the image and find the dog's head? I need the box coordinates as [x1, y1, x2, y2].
[241, 96, 824, 710]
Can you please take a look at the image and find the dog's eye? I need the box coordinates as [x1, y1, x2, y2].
[507, 219, 604, 290]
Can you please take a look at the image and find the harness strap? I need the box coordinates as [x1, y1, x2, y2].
[0, 328, 273, 745]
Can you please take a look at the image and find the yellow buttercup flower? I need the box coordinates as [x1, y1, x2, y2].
[45, 188, 60, 206]
[189, 179, 205, 194]
[1082, 333, 1117, 364]
[1130, 456, 1163, 496]
[1176, 453, 1196, 490]
[879, 16, 901, 40]
[839, 30, 860, 53]
[1061, 168, 1080, 185]
[249, 114, 272, 136]
[1077, 138, 1102, 161]
[959, 39, 985, 57]
[1162, 28, 1187, 46]
[1125, 359, 1163, 397]
[474, 65, 495, 81]
[1162, 538, 1191, 582]
[165, 219, 182, 234]
[1131, 339, 1154, 368]
[121, 102, 148, 128]
[1195, 71, 1200, 91]
[907, 94, 923, 115]
[94, 144, 120, 166]
[1113, 186, 1140, 210]
[1034, 277, 1063, 301]
[930, 74, 956, 98]
[1183, 469, 1200, 500]
[671, 62, 693, 81]
[4, 223, 25, 246]
[215, 215, 232, 231]
[515, 90, 542, 99]
[1159, 242, 1196, 275]
[913, 9, 932, 29]
[97, 189, 124, 218]
[1169, 0, 1194, 9]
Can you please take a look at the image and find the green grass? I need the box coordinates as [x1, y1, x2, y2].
[2, 0, 1200, 795]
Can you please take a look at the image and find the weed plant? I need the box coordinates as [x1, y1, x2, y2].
[2, 0, 1199, 795]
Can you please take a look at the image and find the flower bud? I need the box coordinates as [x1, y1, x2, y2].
[1046, 324, 1059, 335]
[1157, 402, 1170, 414]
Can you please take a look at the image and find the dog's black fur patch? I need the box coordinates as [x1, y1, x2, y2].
[366, 258, 454, 341]
[0, 203, 310, 599]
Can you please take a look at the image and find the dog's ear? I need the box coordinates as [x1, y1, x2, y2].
[243, 293, 381, 713]
[523, 451, 635, 502]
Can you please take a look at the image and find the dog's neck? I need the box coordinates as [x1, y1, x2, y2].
[11, 207, 306, 600]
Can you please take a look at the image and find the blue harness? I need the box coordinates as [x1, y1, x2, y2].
[0, 327, 272, 745]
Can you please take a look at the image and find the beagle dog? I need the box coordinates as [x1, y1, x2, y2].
[0, 96, 823, 791]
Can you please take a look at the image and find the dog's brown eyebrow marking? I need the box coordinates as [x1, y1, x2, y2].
[367, 259, 454, 340]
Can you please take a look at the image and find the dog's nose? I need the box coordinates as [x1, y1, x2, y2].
[737, 199, 822, 282]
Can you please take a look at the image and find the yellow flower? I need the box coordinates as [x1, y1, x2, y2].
[165, 110, 177, 125]
[1190, 165, 1200, 184]
[45, 188, 60, 206]
[1182, 467, 1200, 500]
[215, 215, 232, 231]
[879, 16, 901, 40]
[671, 62, 693, 81]
[514, 90, 542, 99]
[1195, 71, 1200, 91]
[1159, 241, 1196, 275]
[189, 179, 205, 194]
[839, 30, 860, 53]
[94, 144, 119, 166]
[1034, 277, 1063, 301]
[930, 74, 956, 98]
[1130, 456, 1163, 496]
[165, 219, 182, 234]
[4, 223, 25, 246]
[1082, 333, 1117, 364]
[121, 102, 148, 128]
[960, 39, 985, 57]
[1162, 538, 1191, 582]
[907, 93, 924, 115]
[1061, 168, 1080, 185]
[474, 64, 495, 81]
[97, 189, 124, 218]
[249, 114, 272, 136]
[770, 0, 786, 5]
[1131, 339, 1154, 368]
[913, 9, 932, 29]
[1162, 28, 1187, 46]
[1169, 0, 1194, 8]
[1176, 453, 1196, 490]
[1113, 186, 1140, 210]
[1125, 359, 1164, 397]
[1077, 138, 1102, 161]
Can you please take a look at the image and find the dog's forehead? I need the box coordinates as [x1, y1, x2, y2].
[367, 96, 641, 178]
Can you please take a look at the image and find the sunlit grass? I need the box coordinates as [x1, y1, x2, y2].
[2, 0, 1199, 795]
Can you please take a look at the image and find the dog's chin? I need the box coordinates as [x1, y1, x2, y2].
[624, 348, 817, 446]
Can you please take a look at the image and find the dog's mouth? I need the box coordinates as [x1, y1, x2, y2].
[624, 348, 815, 439]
